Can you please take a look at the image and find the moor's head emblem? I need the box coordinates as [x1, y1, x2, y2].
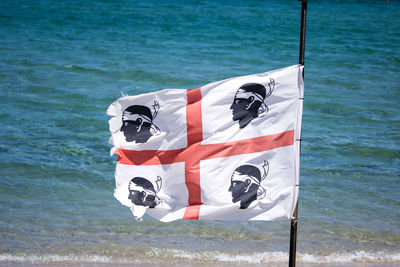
[230, 79, 275, 128]
[229, 161, 269, 209]
[121, 101, 161, 143]
[128, 176, 162, 208]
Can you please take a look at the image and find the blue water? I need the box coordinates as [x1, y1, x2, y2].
[0, 0, 399, 265]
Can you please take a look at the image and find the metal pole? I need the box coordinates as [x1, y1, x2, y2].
[289, 1, 307, 267]
[298, 0, 307, 67]
[289, 203, 299, 267]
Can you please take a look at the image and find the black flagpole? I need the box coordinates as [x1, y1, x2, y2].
[289, 1, 307, 267]
[298, 0, 307, 68]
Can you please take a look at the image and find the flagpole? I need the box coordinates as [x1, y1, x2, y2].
[298, 0, 307, 68]
[289, 1, 307, 267]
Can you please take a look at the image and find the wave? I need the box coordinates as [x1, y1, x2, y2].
[1, 250, 399, 265]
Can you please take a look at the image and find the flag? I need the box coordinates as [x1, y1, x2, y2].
[107, 64, 304, 222]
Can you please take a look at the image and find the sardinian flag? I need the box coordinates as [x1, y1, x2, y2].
[107, 65, 304, 222]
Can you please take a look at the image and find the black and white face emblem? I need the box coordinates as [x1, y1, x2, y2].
[230, 79, 275, 128]
[121, 101, 161, 143]
[229, 161, 269, 209]
[128, 176, 162, 208]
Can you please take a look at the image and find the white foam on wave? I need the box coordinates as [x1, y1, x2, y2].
[1, 250, 399, 264]
[0, 253, 111, 264]
[161, 249, 287, 264]
[299, 251, 400, 264]
[165, 249, 400, 264]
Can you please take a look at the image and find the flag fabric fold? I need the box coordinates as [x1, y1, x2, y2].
[107, 64, 304, 222]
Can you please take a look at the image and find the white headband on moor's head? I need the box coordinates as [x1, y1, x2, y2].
[128, 182, 155, 196]
[123, 112, 151, 123]
[231, 171, 260, 186]
[235, 89, 264, 103]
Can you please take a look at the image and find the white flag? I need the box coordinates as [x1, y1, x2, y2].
[107, 64, 304, 222]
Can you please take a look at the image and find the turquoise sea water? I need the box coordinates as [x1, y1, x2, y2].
[1, 0, 399, 265]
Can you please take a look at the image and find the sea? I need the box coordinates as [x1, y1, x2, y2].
[0, 0, 399, 265]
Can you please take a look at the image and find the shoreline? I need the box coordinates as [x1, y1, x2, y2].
[1, 251, 398, 267]
[0, 263, 400, 267]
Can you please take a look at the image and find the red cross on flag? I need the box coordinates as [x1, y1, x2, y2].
[107, 64, 304, 222]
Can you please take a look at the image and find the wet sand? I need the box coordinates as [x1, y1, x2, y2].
[0, 263, 399, 267]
